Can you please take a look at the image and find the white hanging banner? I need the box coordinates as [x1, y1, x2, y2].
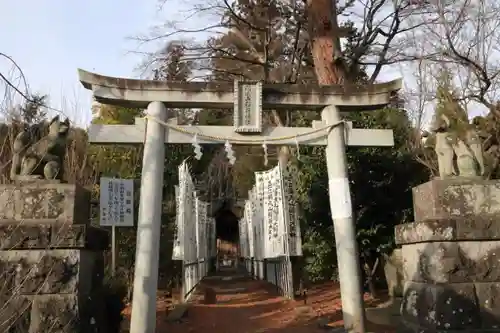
[258, 170, 271, 258]
[272, 166, 286, 257]
[282, 164, 303, 256]
[254, 173, 266, 258]
[206, 217, 212, 258]
[255, 186, 265, 261]
[238, 219, 246, 258]
[247, 191, 256, 259]
[195, 195, 200, 260]
[247, 163, 303, 260]
[209, 217, 216, 258]
[260, 166, 285, 258]
[243, 217, 249, 257]
[185, 188, 195, 263]
[239, 219, 244, 258]
[172, 185, 184, 260]
[201, 201, 208, 259]
[177, 161, 198, 264]
[195, 197, 208, 260]
[245, 200, 254, 258]
[329, 178, 353, 219]
[197, 198, 203, 259]
[264, 169, 274, 258]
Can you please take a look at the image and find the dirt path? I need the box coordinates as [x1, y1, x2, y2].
[149, 276, 396, 333]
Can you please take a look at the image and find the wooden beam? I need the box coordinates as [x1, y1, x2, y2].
[78, 69, 402, 110]
[88, 120, 394, 147]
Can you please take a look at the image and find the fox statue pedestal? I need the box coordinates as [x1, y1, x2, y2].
[0, 182, 109, 332]
[395, 178, 500, 332]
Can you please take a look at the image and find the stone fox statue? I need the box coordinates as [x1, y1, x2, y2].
[424, 112, 486, 179]
[10, 116, 70, 180]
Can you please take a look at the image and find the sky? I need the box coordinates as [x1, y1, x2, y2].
[0, 1, 408, 128]
[1, 1, 472, 130]
[0, 0, 192, 126]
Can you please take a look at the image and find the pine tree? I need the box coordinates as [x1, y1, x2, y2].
[153, 41, 192, 82]
[19, 94, 47, 125]
[209, 0, 314, 83]
[433, 70, 469, 140]
[198, 0, 370, 197]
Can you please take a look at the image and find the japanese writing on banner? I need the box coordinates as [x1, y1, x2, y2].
[100, 178, 134, 227]
[261, 166, 285, 258]
[245, 200, 254, 258]
[282, 164, 303, 256]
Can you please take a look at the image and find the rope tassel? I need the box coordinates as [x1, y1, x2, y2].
[224, 140, 236, 165]
[143, 115, 343, 144]
[262, 141, 268, 166]
[294, 136, 300, 161]
[143, 115, 347, 166]
[191, 134, 203, 160]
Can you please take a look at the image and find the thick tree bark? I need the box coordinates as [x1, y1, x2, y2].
[306, 0, 347, 85]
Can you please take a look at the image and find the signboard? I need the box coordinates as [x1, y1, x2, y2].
[100, 177, 134, 227]
[233, 80, 263, 133]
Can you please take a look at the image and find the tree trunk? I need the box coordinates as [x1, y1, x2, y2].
[306, 0, 347, 85]
[273, 0, 349, 299]
[363, 257, 380, 299]
[363, 262, 378, 299]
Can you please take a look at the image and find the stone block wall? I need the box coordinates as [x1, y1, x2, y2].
[395, 179, 500, 332]
[0, 182, 109, 333]
[0, 182, 91, 224]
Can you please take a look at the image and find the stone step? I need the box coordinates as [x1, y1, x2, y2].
[365, 297, 402, 327]
[165, 303, 189, 322]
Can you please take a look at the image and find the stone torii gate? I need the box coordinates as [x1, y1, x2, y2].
[78, 69, 401, 333]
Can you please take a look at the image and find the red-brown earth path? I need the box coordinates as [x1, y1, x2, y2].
[123, 275, 396, 332]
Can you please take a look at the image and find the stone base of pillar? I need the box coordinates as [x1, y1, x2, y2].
[395, 178, 500, 331]
[0, 183, 109, 332]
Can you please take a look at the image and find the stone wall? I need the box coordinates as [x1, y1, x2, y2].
[0, 182, 109, 332]
[395, 179, 500, 332]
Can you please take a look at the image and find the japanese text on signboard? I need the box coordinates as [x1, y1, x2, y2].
[100, 178, 134, 227]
